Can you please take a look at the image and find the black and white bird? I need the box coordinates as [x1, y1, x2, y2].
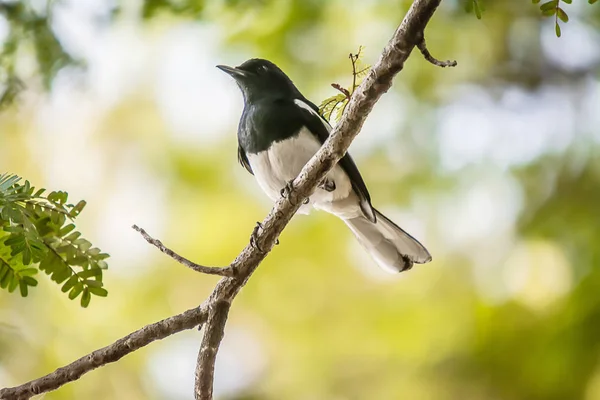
[218, 58, 431, 272]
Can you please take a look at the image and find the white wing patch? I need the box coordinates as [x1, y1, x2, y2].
[294, 99, 332, 133]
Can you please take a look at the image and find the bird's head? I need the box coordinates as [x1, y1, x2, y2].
[217, 59, 301, 103]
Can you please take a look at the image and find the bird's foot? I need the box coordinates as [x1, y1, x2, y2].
[280, 180, 295, 199]
[280, 180, 309, 205]
[318, 178, 336, 192]
[250, 222, 279, 250]
[250, 222, 264, 253]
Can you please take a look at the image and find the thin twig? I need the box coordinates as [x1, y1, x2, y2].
[349, 46, 363, 92]
[132, 225, 235, 277]
[0, 305, 208, 400]
[416, 35, 457, 68]
[331, 83, 351, 99]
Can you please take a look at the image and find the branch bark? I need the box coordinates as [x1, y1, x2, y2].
[0, 305, 208, 400]
[0, 1, 451, 399]
[133, 225, 235, 277]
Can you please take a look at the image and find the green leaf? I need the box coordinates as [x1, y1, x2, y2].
[83, 279, 103, 288]
[88, 286, 108, 297]
[19, 280, 28, 297]
[65, 232, 81, 242]
[69, 282, 84, 300]
[61, 275, 78, 292]
[18, 268, 38, 276]
[0, 174, 20, 192]
[81, 288, 91, 308]
[69, 200, 86, 217]
[8, 275, 18, 293]
[22, 276, 38, 286]
[555, 22, 562, 37]
[77, 269, 101, 279]
[0, 266, 9, 282]
[561, 0, 572, 3]
[473, 0, 482, 19]
[590, 0, 598, 4]
[540, 0, 558, 11]
[22, 248, 31, 265]
[0, 269, 12, 288]
[74, 239, 92, 251]
[52, 267, 71, 284]
[557, 8, 568, 22]
[59, 224, 76, 236]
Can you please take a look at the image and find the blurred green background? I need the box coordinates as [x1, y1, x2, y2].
[1, 0, 600, 399]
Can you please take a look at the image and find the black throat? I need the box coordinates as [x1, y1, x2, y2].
[238, 97, 306, 154]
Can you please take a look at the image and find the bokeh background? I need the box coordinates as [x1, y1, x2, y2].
[1, 0, 600, 399]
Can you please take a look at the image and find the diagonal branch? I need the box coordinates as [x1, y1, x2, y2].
[195, 300, 231, 400]
[132, 225, 235, 277]
[1, 1, 452, 399]
[0, 305, 208, 400]
[193, 0, 452, 398]
[416, 34, 457, 68]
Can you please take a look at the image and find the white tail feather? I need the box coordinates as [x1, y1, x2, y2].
[344, 209, 431, 273]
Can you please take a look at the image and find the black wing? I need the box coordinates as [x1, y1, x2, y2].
[295, 97, 376, 223]
[237, 145, 253, 175]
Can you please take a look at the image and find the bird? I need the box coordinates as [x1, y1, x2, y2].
[217, 58, 431, 272]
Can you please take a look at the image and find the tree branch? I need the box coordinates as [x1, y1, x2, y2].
[0, 305, 208, 400]
[1, 1, 451, 399]
[416, 34, 457, 68]
[195, 300, 231, 400]
[132, 225, 235, 277]
[192, 0, 452, 397]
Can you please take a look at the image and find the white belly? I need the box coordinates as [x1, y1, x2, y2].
[246, 128, 360, 218]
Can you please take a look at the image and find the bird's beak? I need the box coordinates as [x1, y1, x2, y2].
[216, 65, 247, 79]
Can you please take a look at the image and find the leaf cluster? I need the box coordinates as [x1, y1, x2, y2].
[465, 0, 599, 37]
[319, 47, 370, 123]
[141, 0, 204, 19]
[0, 173, 109, 307]
[0, 1, 80, 109]
[533, 0, 574, 37]
[465, 0, 484, 20]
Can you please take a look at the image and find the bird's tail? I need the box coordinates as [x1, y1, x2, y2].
[343, 208, 432, 273]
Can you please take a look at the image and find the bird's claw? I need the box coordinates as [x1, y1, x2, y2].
[281, 180, 307, 206]
[280, 180, 310, 205]
[280, 180, 295, 199]
[250, 222, 264, 253]
[318, 178, 336, 192]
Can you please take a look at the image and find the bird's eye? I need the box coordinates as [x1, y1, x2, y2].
[258, 65, 268, 73]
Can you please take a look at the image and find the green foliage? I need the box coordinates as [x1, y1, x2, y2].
[465, 0, 598, 37]
[141, 0, 204, 19]
[534, 0, 572, 37]
[1, 0, 597, 110]
[465, 0, 484, 20]
[0, 173, 109, 307]
[0, 1, 79, 109]
[318, 47, 370, 123]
